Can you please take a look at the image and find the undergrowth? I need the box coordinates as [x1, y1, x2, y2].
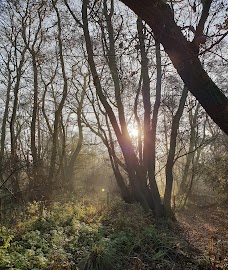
[0, 198, 211, 270]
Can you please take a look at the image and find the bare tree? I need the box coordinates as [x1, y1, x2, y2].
[120, 0, 228, 134]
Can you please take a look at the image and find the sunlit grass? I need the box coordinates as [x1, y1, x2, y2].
[0, 198, 210, 270]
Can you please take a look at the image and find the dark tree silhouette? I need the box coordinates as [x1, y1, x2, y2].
[120, 0, 228, 135]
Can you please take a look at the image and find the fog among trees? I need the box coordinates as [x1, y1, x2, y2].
[0, 0, 227, 269]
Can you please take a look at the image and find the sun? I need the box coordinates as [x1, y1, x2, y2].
[129, 128, 138, 137]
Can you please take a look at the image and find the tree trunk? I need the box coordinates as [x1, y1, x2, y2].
[83, 0, 151, 213]
[65, 80, 86, 188]
[10, 49, 26, 162]
[148, 40, 164, 217]
[9, 49, 26, 201]
[179, 102, 200, 194]
[137, 18, 163, 217]
[164, 86, 188, 214]
[30, 54, 38, 174]
[120, 0, 228, 134]
[49, 3, 68, 185]
[0, 62, 12, 178]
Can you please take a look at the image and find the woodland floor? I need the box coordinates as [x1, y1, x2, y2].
[0, 197, 227, 269]
[177, 203, 228, 269]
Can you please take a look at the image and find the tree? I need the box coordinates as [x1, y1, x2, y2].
[20, 0, 46, 182]
[164, 85, 188, 214]
[81, 0, 185, 216]
[120, 0, 228, 135]
[0, 0, 87, 201]
[48, 1, 69, 184]
[0, 0, 226, 218]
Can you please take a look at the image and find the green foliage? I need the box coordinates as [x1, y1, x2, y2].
[0, 226, 14, 249]
[0, 199, 210, 270]
[81, 239, 115, 270]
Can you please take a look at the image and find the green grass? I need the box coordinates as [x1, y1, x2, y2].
[0, 198, 210, 270]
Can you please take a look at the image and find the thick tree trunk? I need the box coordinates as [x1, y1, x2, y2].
[137, 18, 163, 217]
[120, 0, 228, 135]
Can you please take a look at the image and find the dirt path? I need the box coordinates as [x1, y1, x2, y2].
[177, 204, 228, 268]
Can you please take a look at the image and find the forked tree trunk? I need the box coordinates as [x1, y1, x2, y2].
[82, 0, 168, 216]
[137, 18, 164, 217]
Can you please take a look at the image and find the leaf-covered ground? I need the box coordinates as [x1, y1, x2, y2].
[178, 204, 228, 269]
[0, 198, 225, 270]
